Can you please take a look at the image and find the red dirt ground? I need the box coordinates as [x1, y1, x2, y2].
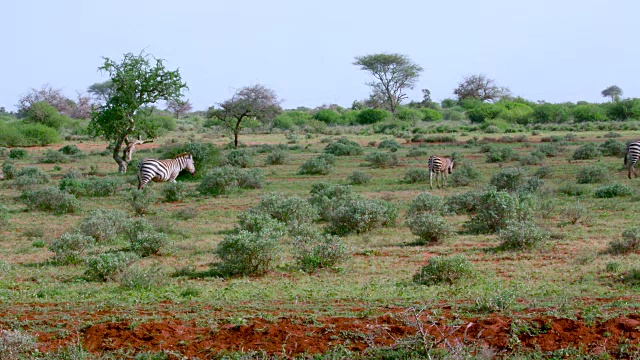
[2, 302, 639, 358]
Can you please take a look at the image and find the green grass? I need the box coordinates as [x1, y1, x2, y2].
[0, 127, 639, 358]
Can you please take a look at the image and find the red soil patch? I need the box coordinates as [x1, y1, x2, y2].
[2, 303, 637, 358]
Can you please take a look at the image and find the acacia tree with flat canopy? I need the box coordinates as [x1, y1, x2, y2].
[601, 85, 623, 102]
[208, 84, 281, 148]
[89, 52, 187, 173]
[353, 53, 423, 114]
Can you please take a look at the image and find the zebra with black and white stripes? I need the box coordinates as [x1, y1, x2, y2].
[137, 153, 195, 190]
[428, 155, 455, 190]
[624, 140, 640, 179]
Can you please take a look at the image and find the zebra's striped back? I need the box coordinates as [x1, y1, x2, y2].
[625, 141, 640, 179]
[428, 155, 454, 174]
[137, 153, 195, 189]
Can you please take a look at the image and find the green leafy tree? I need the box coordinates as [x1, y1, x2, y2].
[88, 51, 187, 172]
[453, 74, 510, 102]
[601, 85, 623, 102]
[353, 53, 423, 114]
[87, 80, 115, 103]
[207, 84, 282, 148]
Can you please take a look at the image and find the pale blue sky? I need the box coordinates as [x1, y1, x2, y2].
[1, 0, 638, 112]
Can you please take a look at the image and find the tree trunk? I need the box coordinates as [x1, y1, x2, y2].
[113, 134, 128, 173]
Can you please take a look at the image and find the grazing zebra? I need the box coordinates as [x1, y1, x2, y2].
[624, 140, 640, 179]
[137, 153, 195, 190]
[428, 155, 455, 190]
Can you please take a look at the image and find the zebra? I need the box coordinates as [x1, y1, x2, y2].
[624, 140, 640, 179]
[137, 153, 195, 190]
[428, 155, 455, 190]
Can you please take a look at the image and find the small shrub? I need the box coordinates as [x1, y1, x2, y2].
[519, 151, 545, 166]
[603, 131, 621, 138]
[309, 182, 358, 221]
[605, 261, 621, 272]
[1, 162, 16, 179]
[84, 252, 139, 282]
[59, 144, 83, 155]
[498, 220, 550, 250]
[406, 213, 451, 244]
[403, 168, 430, 184]
[223, 149, 255, 168]
[576, 164, 608, 184]
[0, 207, 9, 230]
[407, 192, 444, 217]
[448, 163, 481, 187]
[324, 138, 363, 156]
[365, 152, 399, 168]
[128, 188, 159, 215]
[534, 166, 553, 179]
[118, 264, 165, 290]
[214, 224, 285, 276]
[49, 232, 95, 265]
[536, 143, 561, 157]
[41, 150, 70, 164]
[130, 230, 167, 257]
[298, 155, 334, 175]
[292, 226, 348, 272]
[572, 143, 601, 160]
[0, 329, 36, 359]
[485, 146, 519, 163]
[162, 181, 189, 202]
[490, 167, 529, 192]
[244, 193, 319, 225]
[14, 166, 50, 187]
[465, 189, 535, 234]
[8, 148, 28, 159]
[407, 147, 428, 157]
[326, 198, 397, 235]
[563, 203, 590, 224]
[237, 211, 285, 234]
[264, 150, 288, 165]
[609, 227, 640, 254]
[377, 139, 402, 152]
[347, 170, 372, 185]
[173, 207, 199, 220]
[85, 176, 121, 197]
[79, 209, 130, 243]
[20, 187, 80, 214]
[445, 191, 480, 214]
[558, 183, 590, 196]
[594, 183, 632, 198]
[599, 139, 626, 157]
[412, 255, 474, 286]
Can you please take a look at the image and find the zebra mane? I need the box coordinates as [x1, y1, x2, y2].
[174, 152, 192, 159]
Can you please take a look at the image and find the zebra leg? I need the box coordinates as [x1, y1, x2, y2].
[430, 170, 433, 190]
[137, 172, 144, 190]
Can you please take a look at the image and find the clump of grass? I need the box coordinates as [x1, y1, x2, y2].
[117, 264, 165, 290]
[576, 164, 608, 184]
[563, 203, 591, 225]
[403, 168, 430, 184]
[264, 150, 288, 165]
[128, 188, 159, 215]
[84, 252, 139, 282]
[173, 207, 199, 220]
[291, 224, 348, 272]
[198, 166, 264, 196]
[498, 220, 550, 250]
[298, 154, 335, 175]
[0, 329, 36, 359]
[365, 152, 399, 168]
[594, 183, 632, 198]
[412, 255, 474, 286]
[49, 232, 95, 265]
[20, 187, 80, 214]
[346, 170, 372, 185]
[609, 227, 640, 254]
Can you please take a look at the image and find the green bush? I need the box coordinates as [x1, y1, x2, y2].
[151, 115, 177, 134]
[20, 187, 79, 214]
[609, 227, 640, 254]
[162, 181, 189, 202]
[607, 98, 640, 120]
[406, 213, 451, 244]
[572, 104, 607, 122]
[558, 183, 590, 197]
[448, 163, 481, 187]
[237, 211, 285, 234]
[2, 162, 16, 179]
[412, 255, 474, 286]
[298, 155, 334, 175]
[395, 107, 423, 122]
[465, 189, 535, 234]
[223, 149, 255, 168]
[128, 188, 159, 215]
[485, 146, 519, 163]
[534, 166, 553, 179]
[264, 150, 288, 165]
[442, 109, 466, 121]
[117, 264, 165, 290]
[407, 147, 428, 157]
[162, 142, 221, 180]
[403, 168, 430, 184]
[594, 183, 632, 198]
[467, 104, 504, 123]
[576, 164, 608, 184]
[198, 166, 263, 196]
[214, 223, 285, 276]
[365, 152, 399, 168]
[572, 143, 601, 160]
[498, 220, 550, 250]
[25, 101, 66, 129]
[407, 192, 444, 217]
[489, 167, 529, 192]
[243, 193, 319, 225]
[599, 139, 626, 157]
[84, 252, 139, 282]
[84, 177, 121, 197]
[130, 230, 167, 257]
[326, 198, 397, 235]
[324, 138, 363, 156]
[49, 233, 95, 265]
[59, 144, 82, 155]
[9, 148, 28, 159]
[41, 150, 70, 164]
[309, 182, 358, 221]
[377, 139, 402, 151]
[0, 122, 60, 147]
[79, 209, 130, 243]
[356, 108, 392, 124]
[313, 109, 343, 124]
[291, 225, 348, 272]
[420, 108, 443, 122]
[445, 191, 481, 215]
[347, 170, 372, 185]
[532, 103, 570, 123]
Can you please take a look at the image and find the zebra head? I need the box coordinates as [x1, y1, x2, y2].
[447, 158, 455, 174]
[184, 154, 195, 175]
